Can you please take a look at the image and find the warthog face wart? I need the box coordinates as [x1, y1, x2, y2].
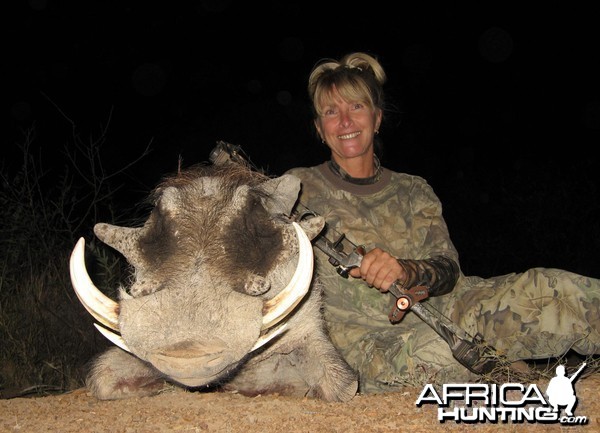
[70, 163, 358, 401]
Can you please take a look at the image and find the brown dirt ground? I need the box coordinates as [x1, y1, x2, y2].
[1, 374, 598, 433]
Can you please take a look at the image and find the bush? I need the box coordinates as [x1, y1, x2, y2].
[0, 121, 149, 397]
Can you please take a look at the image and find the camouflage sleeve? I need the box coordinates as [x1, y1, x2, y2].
[397, 256, 459, 296]
[407, 178, 459, 264]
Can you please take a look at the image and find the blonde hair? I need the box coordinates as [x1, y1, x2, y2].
[307, 52, 387, 118]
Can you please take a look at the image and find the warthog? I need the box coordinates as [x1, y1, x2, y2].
[70, 162, 358, 401]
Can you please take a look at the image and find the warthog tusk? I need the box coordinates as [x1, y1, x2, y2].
[251, 322, 288, 352]
[70, 237, 120, 331]
[261, 222, 313, 330]
[94, 323, 131, 353]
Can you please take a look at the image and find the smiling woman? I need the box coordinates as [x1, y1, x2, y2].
[286, 51, 600, 396]
[310, 53, 384, 177]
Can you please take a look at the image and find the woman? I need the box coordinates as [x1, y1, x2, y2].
[286, 52, 600, 393]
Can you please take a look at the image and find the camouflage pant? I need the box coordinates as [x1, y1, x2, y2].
[325, 268, 600, 394]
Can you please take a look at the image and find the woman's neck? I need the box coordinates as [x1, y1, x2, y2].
[328, 155, 382, 185]
[333, 155, 374, 178]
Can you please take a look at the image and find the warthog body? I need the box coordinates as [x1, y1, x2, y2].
[70, 163, 358, 401]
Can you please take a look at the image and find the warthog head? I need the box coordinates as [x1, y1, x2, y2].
[70, 162, 358, 401]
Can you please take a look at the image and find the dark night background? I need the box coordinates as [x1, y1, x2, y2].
[6, 1, 600, 279]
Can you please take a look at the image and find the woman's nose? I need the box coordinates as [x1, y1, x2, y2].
[339, 110, 352, 127]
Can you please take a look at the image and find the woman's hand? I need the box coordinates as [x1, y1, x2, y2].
[348, 247, 406, 292]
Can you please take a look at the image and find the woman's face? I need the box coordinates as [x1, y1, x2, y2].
[315, 87, 382, 164]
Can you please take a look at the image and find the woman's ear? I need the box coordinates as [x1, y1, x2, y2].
[375, 109, 383, 132]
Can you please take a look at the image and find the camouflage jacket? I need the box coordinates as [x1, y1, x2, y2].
[286, 162, 460, 328]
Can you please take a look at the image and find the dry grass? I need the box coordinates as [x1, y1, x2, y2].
[0, 120, 149, 397]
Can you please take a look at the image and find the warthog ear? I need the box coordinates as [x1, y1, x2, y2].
[258, 174, 301, 216]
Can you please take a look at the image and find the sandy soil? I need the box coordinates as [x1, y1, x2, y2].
[1, 374, 598, 433]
